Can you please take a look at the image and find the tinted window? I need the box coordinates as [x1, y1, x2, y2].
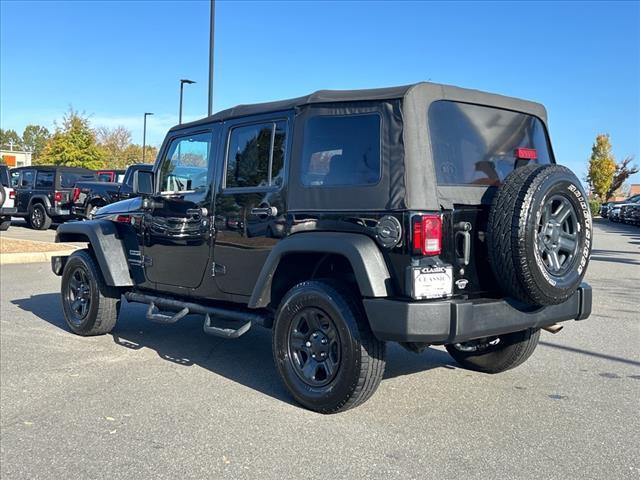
[20, 170, 35, 187]
[429, 101, 552, 186]
[59, 172, 97, 188]
[301, 114, 381, 187]
[225, 121, 286, 189]
[35, 171, 55, 188]
[0, 167, 9, 187]
[158, 133, 211, 193]
[97, 173, 114, 182]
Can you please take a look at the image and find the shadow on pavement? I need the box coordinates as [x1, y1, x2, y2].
[11, 293, 454, 406]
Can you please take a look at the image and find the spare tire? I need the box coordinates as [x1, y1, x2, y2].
[487, 164, 592, 306]
[0, 186, 6, 207]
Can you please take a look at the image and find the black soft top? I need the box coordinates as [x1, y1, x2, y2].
[172, 82, 550, 211]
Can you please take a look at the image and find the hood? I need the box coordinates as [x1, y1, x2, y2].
[95, 197, 143, 217]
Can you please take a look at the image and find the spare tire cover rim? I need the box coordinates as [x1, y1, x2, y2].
[537, 193, 579, 276]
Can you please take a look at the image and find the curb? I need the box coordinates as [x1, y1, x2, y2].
[0, 249, 77, 265]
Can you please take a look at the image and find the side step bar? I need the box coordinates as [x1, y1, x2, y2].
[124, 292, 271, 339]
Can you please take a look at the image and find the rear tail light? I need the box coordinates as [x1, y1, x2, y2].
[72, 187, 80, 202]
[412, 214, 442, 256]
[53, 191, 63, 202]
[9, 191, 15, 199]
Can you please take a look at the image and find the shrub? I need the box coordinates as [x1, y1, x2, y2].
[589, 199, 602, 217]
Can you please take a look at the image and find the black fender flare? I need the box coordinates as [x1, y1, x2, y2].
[248, 232, 392, 308]
[55, 220, 133, 286]
[28, 195, 52, 211]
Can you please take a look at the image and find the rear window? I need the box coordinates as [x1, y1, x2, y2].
[301, 114, 381, 187]
[59, 171, 97, 188]
[429, 101, 552, 186]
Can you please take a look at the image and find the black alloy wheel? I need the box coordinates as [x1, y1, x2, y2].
[273, 280, 386, 413]
[64, 266, 92, 325]
[288, 307, 341, 387]
[537, 194, 580, 276]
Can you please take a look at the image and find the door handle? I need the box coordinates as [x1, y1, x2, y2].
[250, 206, 278, 217]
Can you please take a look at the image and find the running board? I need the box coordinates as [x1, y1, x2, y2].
[125, 292, 271, 338]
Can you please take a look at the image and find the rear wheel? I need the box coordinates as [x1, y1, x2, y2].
[61, 249, 121, 336]
[29, 203, 52, 230]
[272, 280, 386, 413]
[446, 328, 540, 373]
[86, 203, 101, 219]
[0, 218, 10, 231]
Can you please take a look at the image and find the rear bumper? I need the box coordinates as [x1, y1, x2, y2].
[0, 207, 17, 215]
[364, 283, 592, 344]
[48, 206, 72, 218]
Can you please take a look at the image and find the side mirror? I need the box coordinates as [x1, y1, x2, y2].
[133, 170, 154, 196]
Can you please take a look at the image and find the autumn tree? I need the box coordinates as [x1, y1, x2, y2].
[606, 156, 639, 200]
[96, 125, 158, 168]
[586, 134, 616, 200]
[39, 109, 105, 170]
[22, 125, 51, 163]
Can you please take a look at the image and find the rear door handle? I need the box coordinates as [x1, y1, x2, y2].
[250, 206, 278, 217]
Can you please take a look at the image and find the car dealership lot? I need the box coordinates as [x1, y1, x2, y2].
[0, 219, 638, 480]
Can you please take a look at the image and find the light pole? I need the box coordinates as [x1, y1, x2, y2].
[208, 0, 215, 116]
[142, 112, 153, 162]
[179, 79, 196, 124]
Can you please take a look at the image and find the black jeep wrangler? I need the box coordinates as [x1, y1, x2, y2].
[52, 82, 592, 413]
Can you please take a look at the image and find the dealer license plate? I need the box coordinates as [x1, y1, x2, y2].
[412, 266, 453, 299]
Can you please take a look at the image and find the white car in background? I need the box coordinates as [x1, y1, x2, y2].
[0, 164, 17, 231]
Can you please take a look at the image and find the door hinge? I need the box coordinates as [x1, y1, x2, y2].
[211, 262, 226, 276]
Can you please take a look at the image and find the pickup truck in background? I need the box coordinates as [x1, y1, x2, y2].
[72, 164, 152, 219]
[96, 169, 126, 183]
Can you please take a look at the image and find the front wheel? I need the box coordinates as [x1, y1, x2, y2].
[273, 280, 386, 413]
[445, 328, 540, 374]
[61, 249, 121, 336]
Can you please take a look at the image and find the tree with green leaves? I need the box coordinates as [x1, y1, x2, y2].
[0, 129, 22, 149]
[39, 109, 105, 170]
[22, 125, 51, 163]
[96, 125, 158, 168]
[586, 134, 616, 200]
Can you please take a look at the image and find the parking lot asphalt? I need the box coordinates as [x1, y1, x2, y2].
[0, 219, 59, 244]
[0, 218, 638, 480]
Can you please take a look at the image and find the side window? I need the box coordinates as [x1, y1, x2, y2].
[158, 133, 212, 193]
[35, 171, 54, 188]
[301, 114, 381, 187]
[10, 171, 20, 187]
[225, 120, 287, 189]
[20, 170, 35, 188]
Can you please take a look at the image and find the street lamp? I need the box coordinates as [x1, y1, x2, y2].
[142, 112, 153, 162]
[208, 0, 215, 116]
[179, 79, 196, 124]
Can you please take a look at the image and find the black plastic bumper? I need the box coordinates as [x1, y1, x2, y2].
[364, 283, 592, 344]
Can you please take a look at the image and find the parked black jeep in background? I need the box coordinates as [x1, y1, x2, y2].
[10, 166, 97, 229]
[71, 164, 153, 219]
[52, 82, 593, 413]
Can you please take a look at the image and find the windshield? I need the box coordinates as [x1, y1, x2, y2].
[429, 101, 553, 186]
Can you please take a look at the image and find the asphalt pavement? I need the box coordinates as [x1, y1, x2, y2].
[0, 219, 59, 243]
[0, 218, 638, 479]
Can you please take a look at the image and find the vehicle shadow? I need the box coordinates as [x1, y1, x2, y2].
[11, 294, 455, 406]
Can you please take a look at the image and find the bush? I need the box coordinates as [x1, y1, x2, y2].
[589, 199, 602, 217]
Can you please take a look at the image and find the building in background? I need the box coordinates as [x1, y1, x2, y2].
[0, 144, 32, 167]
[629, 184, 640, 197]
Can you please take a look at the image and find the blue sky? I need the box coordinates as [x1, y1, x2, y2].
[1, 0, 639, 182]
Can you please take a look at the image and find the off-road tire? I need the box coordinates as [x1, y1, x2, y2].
[61, 249, 121, 336]
[29, 203, 52, 230]
[446, 328, 540, 373]
[488, 164, 592, 305]
[0, 186, 6, 207]
[0, 218, 10, 231]
[273, 280, 386, 414]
